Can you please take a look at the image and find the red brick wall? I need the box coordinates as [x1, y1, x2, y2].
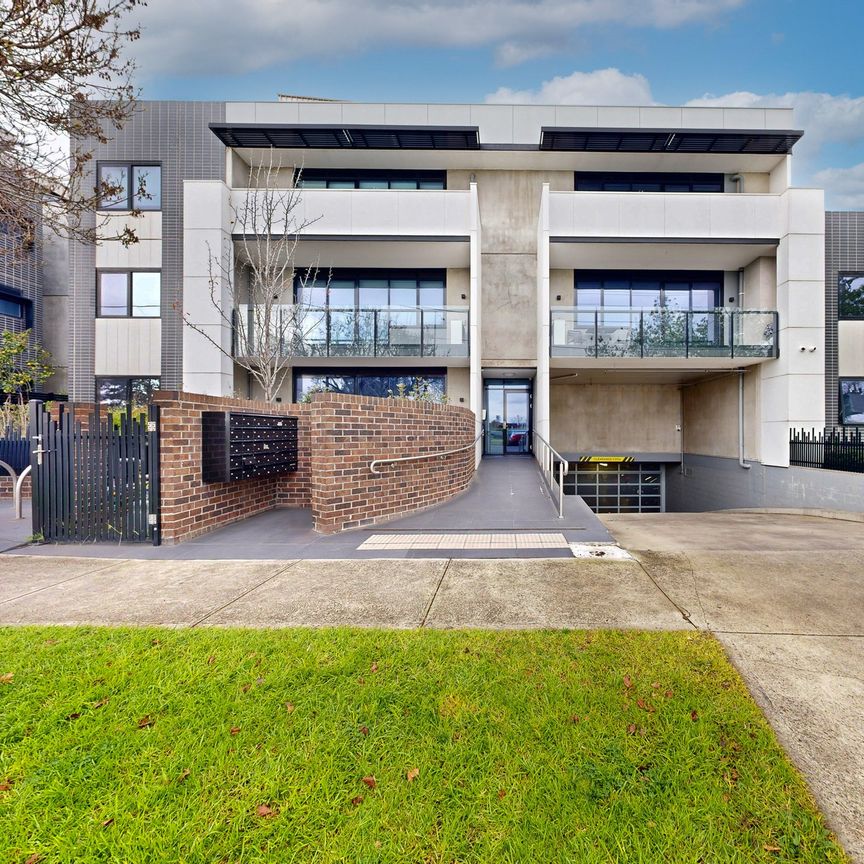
[309, 393, 476, 534]
[152, 391, 476, 544]
[152, 391, 311, 545]
[0, 474, 30, 499]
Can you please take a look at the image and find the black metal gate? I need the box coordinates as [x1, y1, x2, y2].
[29, 401, 161, 545]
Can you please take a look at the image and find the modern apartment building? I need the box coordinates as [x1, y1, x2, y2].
[70, 97, 846, 514]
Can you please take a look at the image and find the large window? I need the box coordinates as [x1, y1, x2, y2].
[575, 172, 724, 193]
[293, 370, 445, 402]
[98, 271, 161, 317]
[839, 274, 864, 319]
[295, 170, 445, 190]
[296, 270, 446, 309]
[575, 271, 722, 312]
[0, 288, 29, 323]
[97, 162, 162, 211]
[840, 379, 864, 425]
[96, 377, 160, 410]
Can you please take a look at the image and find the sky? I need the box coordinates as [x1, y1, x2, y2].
[125, 0, 864, 208]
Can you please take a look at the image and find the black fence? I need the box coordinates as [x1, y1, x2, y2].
[789, 427, 864, 474]
[30, 401, 161, 544]
[0, 423, 29, 475]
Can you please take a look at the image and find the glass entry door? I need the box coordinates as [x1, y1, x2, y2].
[484, 380, 532, 455]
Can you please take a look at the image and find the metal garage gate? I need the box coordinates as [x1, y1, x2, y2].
[563, 461, 664, 513]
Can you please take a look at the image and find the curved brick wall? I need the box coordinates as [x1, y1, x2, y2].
[309, 392, 476, 534]
[154, 390, 477, 543]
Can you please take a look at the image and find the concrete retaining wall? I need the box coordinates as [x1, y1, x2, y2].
[666, 453, 864, 514]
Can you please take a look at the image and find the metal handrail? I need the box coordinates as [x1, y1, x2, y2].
[533, 430, 569, 519]
[369, 431, 483, 475]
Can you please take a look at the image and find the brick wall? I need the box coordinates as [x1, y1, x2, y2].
[0, 474, 30, 499]
[151, 390, 476, 544]
[153, 391, 312, 544]
[309, 393, 476, 534]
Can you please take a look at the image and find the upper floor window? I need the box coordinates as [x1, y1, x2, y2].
[0, 288, 29, 321]
[839, 274, 864, 319]
[295, 170, 445, 190]
[575, 271, 723, 312]
[295, 270, 446, 309]
[97, 163, 162, 211]
[575, 172, 724, 193]
[97, 271, 161, 317]
[840, 379, 864, 425]
[97, 376, 160, 410]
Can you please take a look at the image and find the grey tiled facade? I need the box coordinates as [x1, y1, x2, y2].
[0, 225, 42, 342]
[69, 100, 225, 399]
[825, 211, 864, 427]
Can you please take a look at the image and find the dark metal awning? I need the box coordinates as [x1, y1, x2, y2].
[210, 123, 480, 150]
[540, 127, 803, 154]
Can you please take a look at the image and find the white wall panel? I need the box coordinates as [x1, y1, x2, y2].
[94, 319, 161, 376]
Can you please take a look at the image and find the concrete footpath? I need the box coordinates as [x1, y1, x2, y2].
[0, 510, 862, 860]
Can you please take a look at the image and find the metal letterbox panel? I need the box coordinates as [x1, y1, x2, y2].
[202, 411, 299, 483]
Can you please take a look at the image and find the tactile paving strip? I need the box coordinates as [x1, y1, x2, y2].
[358, 533, 569, 550]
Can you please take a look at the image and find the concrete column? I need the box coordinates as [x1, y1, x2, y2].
[760, 187, 825, 466]
[469, 182, 483, 464]
[535, 183, 551, 444]
[182, 180, 235, 396]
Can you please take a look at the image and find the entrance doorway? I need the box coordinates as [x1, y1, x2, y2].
[484, 379, 532, 456]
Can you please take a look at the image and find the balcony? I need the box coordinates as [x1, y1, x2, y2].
[236, 305, 469, 360]
[547, 191, 781, 270]
[550, 308, 778, 362]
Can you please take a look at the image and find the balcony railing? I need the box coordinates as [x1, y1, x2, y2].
[236, 305, 469, 359]
[550, 308, 778, 359]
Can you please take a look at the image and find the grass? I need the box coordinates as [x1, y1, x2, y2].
[0, 627, 847, 863]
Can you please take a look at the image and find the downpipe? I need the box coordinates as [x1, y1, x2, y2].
[738, 369, 751, 470]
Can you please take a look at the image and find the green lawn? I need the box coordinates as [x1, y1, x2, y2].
[0, 627, 847, 863]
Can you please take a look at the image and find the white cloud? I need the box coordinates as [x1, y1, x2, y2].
[686, 90, 864, 157]
[486, 68, 655, 105]
[810, 164, 864, 210]
[126, 0, 746, 77]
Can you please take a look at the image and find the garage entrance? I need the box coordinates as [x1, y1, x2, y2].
[563, 460, 665, 513]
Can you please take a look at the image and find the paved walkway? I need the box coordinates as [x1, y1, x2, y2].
[10, 457, 611, 560]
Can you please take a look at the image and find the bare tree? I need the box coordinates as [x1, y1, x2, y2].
[182, 151, 328, 403]
[0, 0, 145, 255]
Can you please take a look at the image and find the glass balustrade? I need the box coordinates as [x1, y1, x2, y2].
[550, 308, 778, 359]
[235, 305, 469, 358]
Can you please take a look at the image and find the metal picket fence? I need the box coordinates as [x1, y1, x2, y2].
[789, 427, 864, 474]
[29, 401, 161, 545]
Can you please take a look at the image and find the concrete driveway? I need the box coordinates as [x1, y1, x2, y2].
[603, 511, 864, 863]
[0, 509, 861, 859]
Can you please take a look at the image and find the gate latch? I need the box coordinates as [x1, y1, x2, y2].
[31, 434, 48, 466]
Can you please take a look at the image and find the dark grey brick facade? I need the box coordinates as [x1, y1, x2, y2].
[0, 224, 42, 342]
[825, 211, 864, 427]
[69, 100, 225, 399]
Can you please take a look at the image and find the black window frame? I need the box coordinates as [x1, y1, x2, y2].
[293, 268, 448, 309]
[574, 270, 724, 311]
[96, 161, 163, 211]
[96, 269, 162, 318]
[294, 169, 446, 190]
[292, 368, 447, 403]
[96, 376, 161, 410]
[0, 287, 32, 326]
[839, 377, 864, 426]
[575, 172, 724, 193]
[838, 273, 864, 321]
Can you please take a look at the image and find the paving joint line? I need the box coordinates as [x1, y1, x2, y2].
[187, 560, 301, 628]
[713, 629, 864, 638]
[419, 559, 451, 628]
[0, 559, 131, 606]
[631, 555, 697, 629]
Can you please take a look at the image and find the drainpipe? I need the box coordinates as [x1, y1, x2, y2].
[738, 369, 751, 470]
